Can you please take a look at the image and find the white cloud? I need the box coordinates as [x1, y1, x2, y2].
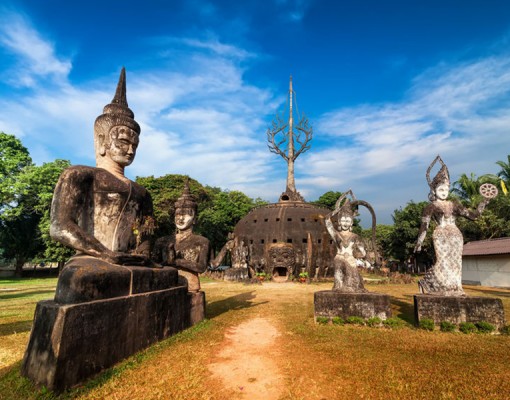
[297, 53, 510, 223]
[0, 10, 71, 87]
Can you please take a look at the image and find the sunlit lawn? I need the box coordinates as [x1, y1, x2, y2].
[1, 276, 509, 399]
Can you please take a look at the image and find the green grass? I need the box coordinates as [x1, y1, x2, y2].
[1, 278, 509, 399]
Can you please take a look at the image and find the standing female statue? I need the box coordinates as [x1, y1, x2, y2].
[325, 190, 377, 292]
[414, 155, 497, 296]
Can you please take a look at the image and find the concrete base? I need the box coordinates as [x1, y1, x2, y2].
[22, 286, 206, 392]
[414, 294, 506, 328]
[314, 290, 392, 321]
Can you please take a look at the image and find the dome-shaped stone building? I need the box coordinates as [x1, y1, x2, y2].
[215, 78, 336, 282]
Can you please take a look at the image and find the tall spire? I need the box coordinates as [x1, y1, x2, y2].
[266, 76, 313, 203]
[112, 67, 128, 107]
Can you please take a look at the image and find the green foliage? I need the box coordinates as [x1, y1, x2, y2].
[382, 317, 405, 329]
[298, 271, 308, 278]
[311, 191, 343, 210]
[316, 316, 329, 325]
[367, 317, 382, 327]
[459, 322, 477, 334]
[475, 321, 495, 334]
[345, 316, 365, 325]
[419, 319, 435, 331]
[332, 316, 344, 325]
[386, 201, 434, 265]
[500, 325, 510, 335]
[440, 321, 456, 332]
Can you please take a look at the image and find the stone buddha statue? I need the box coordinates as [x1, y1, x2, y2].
[153, 181, 210, 291]
[50, 68, 170, 303]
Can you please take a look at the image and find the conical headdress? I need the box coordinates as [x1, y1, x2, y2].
[427, 155, 450, 190]
[175, 179, 197, 212]
[94, 68, 140, 157]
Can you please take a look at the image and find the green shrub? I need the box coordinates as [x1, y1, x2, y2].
[367, 317, 382, 327]
[419, 319, 435, 331]
[316, 316, 329, 325]
[440, 321, 456, 332]
[345, 316, 365, 325]
[500, 325, 510, 335]
[459, 322, 477, 334]
[475, 321, 495, 334]
[382, 317, 404, 329]
[331, 316, 344, 325]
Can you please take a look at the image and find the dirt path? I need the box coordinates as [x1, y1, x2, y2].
[208, 317, 284, 399]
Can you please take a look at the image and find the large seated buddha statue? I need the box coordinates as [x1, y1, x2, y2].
[50, 68, 176, 303]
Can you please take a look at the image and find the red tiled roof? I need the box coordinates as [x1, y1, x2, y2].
[463, 237, 510, 256]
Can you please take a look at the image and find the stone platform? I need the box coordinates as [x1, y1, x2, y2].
[314, 290, 392, 321]
[22, 264, 206, 392]
[224, 267, 249, 282]
[414, 294, 505, 328]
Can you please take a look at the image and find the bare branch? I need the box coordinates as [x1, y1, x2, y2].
[293, 116, 313, 160]
[266, 112, 289, 161]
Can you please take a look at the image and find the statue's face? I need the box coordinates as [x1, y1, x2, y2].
[435, 183, 449, 200]
[339, 216, 353, 231]
[268, 245, 296, 269]
[175, 209, 195, 231]
[106, 126, 139, 167]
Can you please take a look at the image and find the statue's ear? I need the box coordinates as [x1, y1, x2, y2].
[98, 134, 106, 156]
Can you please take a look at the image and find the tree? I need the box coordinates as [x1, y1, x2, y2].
[198, 190, 266, 253]
[496, 155, 510, 185]
[452, 173, 496, 207]
[387, 201, 434, 266]
[311, 191, 342, 210]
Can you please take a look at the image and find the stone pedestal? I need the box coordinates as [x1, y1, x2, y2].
[414, 295, 506, 328]
[22, 268, 206, 392]
[314, 290, 392, 321]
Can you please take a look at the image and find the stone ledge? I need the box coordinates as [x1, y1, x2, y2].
[22, 285, 204, 392]
[414, 294, 506, 328]
[314, 290, 392, 321]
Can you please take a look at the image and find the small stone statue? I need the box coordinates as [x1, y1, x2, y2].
[325, 190, 377, 293]
[153, 181, 210, 291]
[414, 155, 497, 296]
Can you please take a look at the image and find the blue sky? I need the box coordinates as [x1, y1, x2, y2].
[1, 0, 510, 225]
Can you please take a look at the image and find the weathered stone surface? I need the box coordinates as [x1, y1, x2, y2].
[189, 291, 206, 326]
[414, 294, 506, 328]
[54, 261, 178, 304]
[22, 284, 201, 392]
[314, 290, 392, 320]
[224, 267, 249, 281]
[414, 156, 497, 296]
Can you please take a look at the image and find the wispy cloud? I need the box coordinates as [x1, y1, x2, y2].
[297, 53, 510, 222]
[0, 9, 71, 87]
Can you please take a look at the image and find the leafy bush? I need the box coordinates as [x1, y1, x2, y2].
[382, 317, 405, 329]
[345, 316, 365, 325]
[440, 321, 456, 332]
[367, 317, 382, 327]
[298, 271, 309, 278]
[475, 321, 495, 334]
[332, 316, 344, 325]
[316, 316, 329, 325]
[419, 319, 435, 331]
[500, 325, 510, 335]
[459, 322, 477, 334]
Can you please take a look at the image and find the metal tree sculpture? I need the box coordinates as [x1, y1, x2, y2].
[267, 76, 313, 202]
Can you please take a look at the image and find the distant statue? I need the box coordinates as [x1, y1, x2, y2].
[267, 243, 296, 282]
[153, 181, 210, 291]
[50, 68, 160, 303]
[325, 191, 377, 293]
[414, 156, 497, 296]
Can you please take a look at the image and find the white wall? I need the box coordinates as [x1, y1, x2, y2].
[462, 255, 510, 288]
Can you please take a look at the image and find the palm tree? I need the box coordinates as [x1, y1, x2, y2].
[452, 173, 496, 206]
[496, 155, 510, 184]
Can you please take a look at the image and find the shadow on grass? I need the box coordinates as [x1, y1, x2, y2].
[391, 297, 416, 325]
[207, 291, 268, 319]
[0, 320, 32, 337]
[0, 289, 55, 301]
